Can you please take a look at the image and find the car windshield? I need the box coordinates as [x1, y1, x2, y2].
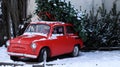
[24, 24, 50, 35]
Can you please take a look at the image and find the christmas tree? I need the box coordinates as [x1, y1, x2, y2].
[35, 0, 79, 23]
[84, 2, 120, 49]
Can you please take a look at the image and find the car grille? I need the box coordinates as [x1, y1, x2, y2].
[11, 44, 28, 53]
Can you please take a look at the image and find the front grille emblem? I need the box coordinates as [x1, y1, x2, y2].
[18, 40, 21, 44]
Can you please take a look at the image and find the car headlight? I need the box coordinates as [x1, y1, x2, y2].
[31, 43, 37, 49]
[6, 40, 10, 47]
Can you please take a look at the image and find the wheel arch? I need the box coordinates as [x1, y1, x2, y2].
[74, 44, 81, 50]
[38, 46, 51, 58]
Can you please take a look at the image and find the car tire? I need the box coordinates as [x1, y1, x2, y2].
[71, 45, 79, 57]
[38, 48, 48, 62]
[10, 56, 19, 61]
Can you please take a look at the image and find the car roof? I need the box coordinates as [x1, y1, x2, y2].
[30, 21, 73, 26]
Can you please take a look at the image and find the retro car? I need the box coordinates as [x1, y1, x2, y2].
[7, 21, 83, 62]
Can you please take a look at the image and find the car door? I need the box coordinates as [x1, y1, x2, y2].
[65, 25, 77, 52]
[50, 25, 68, 56]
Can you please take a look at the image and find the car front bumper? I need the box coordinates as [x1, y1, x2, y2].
[8, 52, 37, 59]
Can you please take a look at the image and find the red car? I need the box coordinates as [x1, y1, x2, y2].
[7, 21, 83, 62]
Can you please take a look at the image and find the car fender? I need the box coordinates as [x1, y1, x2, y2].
[35, 40, 51, 57]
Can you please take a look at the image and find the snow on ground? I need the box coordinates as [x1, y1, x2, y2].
[1, 46, 120, 67]
[47, 51, 120, 67]
[0, 46, 12, 62]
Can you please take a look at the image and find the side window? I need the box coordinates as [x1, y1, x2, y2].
[66, 26, 75, 34]
[52, 26, 64, 35]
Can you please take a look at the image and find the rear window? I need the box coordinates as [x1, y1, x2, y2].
[52, 26, 64, 35]
[66, 26, 76, 34]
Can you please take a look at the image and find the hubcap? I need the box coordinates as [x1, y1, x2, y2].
[43, 51, 47, 61]
[73, 46, 79, 56]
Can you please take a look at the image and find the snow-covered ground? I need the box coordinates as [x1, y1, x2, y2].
[1, 46, 120, 67]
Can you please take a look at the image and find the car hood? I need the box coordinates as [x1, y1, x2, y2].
[10, 35, 47, 44]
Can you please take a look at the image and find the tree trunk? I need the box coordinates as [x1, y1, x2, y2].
[1, 0, 27, 44]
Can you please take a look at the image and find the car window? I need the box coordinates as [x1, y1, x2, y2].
[66, 26, 75, 34]
[52, 26, 64, 35]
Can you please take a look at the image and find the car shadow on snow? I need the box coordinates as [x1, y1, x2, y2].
[19, 53, 82, 64]
[48, 54, 72, 62]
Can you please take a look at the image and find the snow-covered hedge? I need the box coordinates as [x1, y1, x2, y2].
[77, 3, 120, 48]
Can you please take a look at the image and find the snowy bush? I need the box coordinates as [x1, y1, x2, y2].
[82, 3, 120, 48]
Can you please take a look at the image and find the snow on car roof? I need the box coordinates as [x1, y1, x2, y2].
[30, 21, 65, 25]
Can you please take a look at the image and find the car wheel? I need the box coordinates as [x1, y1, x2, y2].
[38, 48, 48, 62]
[71, 46, 79, 57]
[10, 56, 19, 61]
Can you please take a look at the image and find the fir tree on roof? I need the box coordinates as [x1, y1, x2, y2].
[35, 0, 79, 24]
